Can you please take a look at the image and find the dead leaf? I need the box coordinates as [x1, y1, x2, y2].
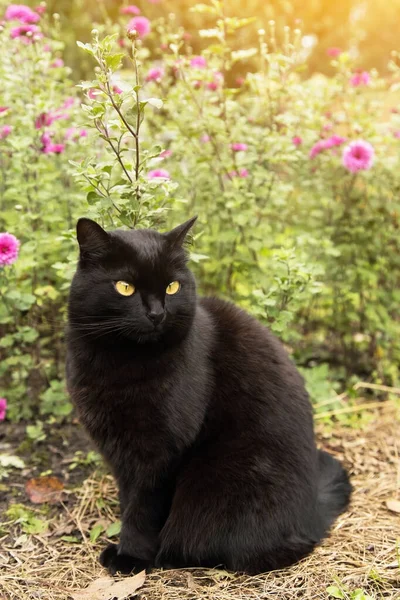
[71, 571, 146, 600]
[25, 476, 64, 504]
[385, 499, 400, 514]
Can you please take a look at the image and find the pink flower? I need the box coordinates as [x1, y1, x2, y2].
[34, 5, 46, 14]
[325, 135, 347, 148]
[190, 55, 207, 69]
[342, 140, 374, 173]
[35, 110, 66, 129]
[62, 97, 75, 109]
[228, 168, 249, 179]
[5, 4, 40, 23]
[0, 125, 12, 139]
[147, 168, 170, 179]
[207, 72, 223, 91]
[327, 47, 342, 57]
[120, 5, 141, 15]
[394, 131, 400, 139]
[51, 58, 64, 68]
[200, 134, 210, 143]
[160, 149, 172, 158]
[40, 131, 52, 146]
[145, 67, 164, 82]
[88, 88, 101, 100]
[350, 71, 370, 87]
[309, 135, 347, 158]
[292, 136, 302, 146]
[236, 77, 245, 86]
[10, 24, 42, 39]
[0, 107, 9, 114]
[43, 142, 65, 154]
[113, 85, 123, 94]
[0, 398, 7, 421]
[0, 233, 20, 266]
[127, 16, 151, 38]
[231, 143, 248, 152]
[65, 127, 88, 140]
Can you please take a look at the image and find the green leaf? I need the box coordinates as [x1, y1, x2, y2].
[327, 586, 345, 599]
[90, 523, 105, 543]
[61, 535, 80, 543]
[0, 455, 25, 469]
[146, 98, 163, 110]
[106, 521, 121, 538]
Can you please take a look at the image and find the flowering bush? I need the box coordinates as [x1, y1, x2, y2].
[72, 1, 400, 387]
[2, 0, 400, 422]
[0, 2, 87, 420]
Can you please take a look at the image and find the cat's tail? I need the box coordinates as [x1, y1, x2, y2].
[317, 449, 352, 532]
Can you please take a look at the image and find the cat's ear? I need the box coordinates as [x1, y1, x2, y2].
[76, 218, 110, 257]
[165, 216, 197, 248]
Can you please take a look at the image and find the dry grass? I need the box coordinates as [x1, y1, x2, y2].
[1, 402, 399, 600]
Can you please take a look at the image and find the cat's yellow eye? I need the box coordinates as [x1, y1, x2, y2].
[115, 281, 135, 297]
[166, 281, 180, 295]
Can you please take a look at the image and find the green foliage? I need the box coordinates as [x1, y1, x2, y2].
[327, 585, 375, 600]
[3, 0, 400, 423]
[6, 504, 48, 535]
[0, 455, 25, 481]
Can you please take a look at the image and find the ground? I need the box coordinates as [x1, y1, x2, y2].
[0, 402, 399, 600]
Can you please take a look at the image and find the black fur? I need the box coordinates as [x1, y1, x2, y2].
[66, 217, 351, 575]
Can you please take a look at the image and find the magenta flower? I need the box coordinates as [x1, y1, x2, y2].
[231, 143, 248, 152]
[35, 110, 66, 129]
[342, 140, 374, 173]
[160, 149, 172, 158]
[207, 72, 223, 91]
[190, 55, 207, 69]
[0, 233, 20, 266]
[51, 58, 64, 68]
[5, 4, 40, 23]
[34, 4, 46, 14]
[145, 67, 164, 82]
[10, 24, 42, 39]
[292, 136, 302, 146]
[350, 71, 370, 87]
[147, 168, 170, 179]
[309, 135, 347, 158]
[228, 168, 249, 179]
[127, 16, 151, 38]
[65, 127, 88, 140]
[113, 85, 123, 94]
[0, 107, 9, 114]
[327, 47, 342, 57]
[88, 88, 101, 100]
[62, 97, 75, 109]
[0, 125, 12, 139]
[120, 5, 141, 15]
[0, 398, 7, 421]
[43, 142, 65, 155]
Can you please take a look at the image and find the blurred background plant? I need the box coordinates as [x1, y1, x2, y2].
[2, 0, 400, 424]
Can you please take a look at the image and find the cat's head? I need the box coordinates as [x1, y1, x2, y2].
[68, 217, 197, 345]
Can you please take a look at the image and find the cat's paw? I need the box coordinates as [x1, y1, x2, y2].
[99, 543, 149, 575]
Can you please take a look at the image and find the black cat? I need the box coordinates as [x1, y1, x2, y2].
[66, 217, 351, 576]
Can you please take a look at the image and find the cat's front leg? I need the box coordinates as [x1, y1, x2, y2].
[100, 482, 170, 575]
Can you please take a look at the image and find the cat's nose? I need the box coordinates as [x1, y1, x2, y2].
[147, 310, 165, 326]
